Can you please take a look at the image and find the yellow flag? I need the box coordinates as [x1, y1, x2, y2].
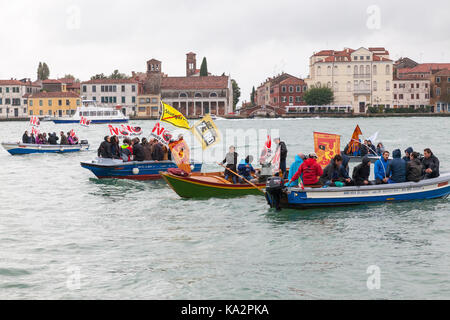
[191, 114, 221, 150]
[160, 101, 190, 130]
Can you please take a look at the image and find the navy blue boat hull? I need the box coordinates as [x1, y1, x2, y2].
[81, 159, 202, 180]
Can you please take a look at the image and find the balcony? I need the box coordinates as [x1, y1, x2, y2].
[353, 74, 371, 79]
[353, 88, 371, 94]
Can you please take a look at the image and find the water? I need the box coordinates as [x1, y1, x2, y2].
[0, 117, 449, 299]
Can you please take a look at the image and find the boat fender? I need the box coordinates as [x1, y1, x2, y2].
[167, 167, 189, 177]
[60, 147, 64, 152]
[132, 167, 139, 175]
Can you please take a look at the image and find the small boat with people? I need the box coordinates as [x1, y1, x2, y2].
[160, 170, 267, 198]
[53, 100, 129, 124]
[2, 141, 89, 155]
[80, 158, 202, 180]
[265, 173, 450, 210]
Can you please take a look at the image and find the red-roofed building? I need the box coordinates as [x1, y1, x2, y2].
[0, 78, 40, 118]
[431, 69, 450, 113]
[306, 46, 394, 113]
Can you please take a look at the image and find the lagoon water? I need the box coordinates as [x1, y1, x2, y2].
[0, 117, 449, 299]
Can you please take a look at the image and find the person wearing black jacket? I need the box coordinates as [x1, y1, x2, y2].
[97, 136, 112, 158]
[360, 140, 369, 157]
[274, 137, 288, 178]
[48, 132, 59, 145]
[132, 138, 146, 161]
[319, 155, 352, 186]
[352, 156, 372, 186]
[406, 152, 423, 182]
[422, 148, 440, 179]
[22, 131, 30, 144]
[151, 142, 164, 161]
[110, 136, 121, 159]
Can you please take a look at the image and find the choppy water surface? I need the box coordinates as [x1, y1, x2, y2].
[0, 117, 449, 299]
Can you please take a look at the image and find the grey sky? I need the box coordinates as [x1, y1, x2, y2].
[1, 0, 449, 105]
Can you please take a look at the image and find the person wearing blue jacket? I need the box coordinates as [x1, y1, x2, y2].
[286, 153, 305, 186]
[237, 155, 255, 182]
[374, 151, 391, 184]
[389, 149, 407, 183]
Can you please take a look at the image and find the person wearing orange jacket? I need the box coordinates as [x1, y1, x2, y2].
[287, 152, 323, 186]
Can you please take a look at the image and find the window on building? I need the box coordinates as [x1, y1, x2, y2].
[354, 56, 358, 60]
[327, 66, 331, 75]
[416, 83, 419, 88]
[394, 94, 397, 99]
[209, 92, 217, 98]
[77, 100, 80, 106]
[122, 96, 125, 103]
[317, 66, 321, 75]
[101, 86, 104, 92]
[113, 86, 117, 92]
[354, 80, 358, 90]
[0, 98, 2, 105]
[366, 56, 370, 60]
[386, 81, 390, 91]
[152, 98, 158, 103]
[93, 97, 96, 101]
[360, 65, 364, 75]
[386, 65, 390, 75]
[411, 94, 414, 99]
[436, 77, 441, 83]
[132, 85, 136, 92]
[282, 96, 287, 103]
[66, 99, 70, 106]
[394, 83, 397, 88]
[416, 94, 419, 99]
[354, 65, 358, 74]
[281, 86, 286, 93]
[289, 86, 294, 93]
[58, 100, 62, 106]
[347, 81, 351, 91]
[366, 65, 370, 74]
[93, 85, 96, 92]
[179, 92, 187, 98]
[295, 96, 301, 103]
[195, 92, 202, 98]
[411, 83, 414, 89]
[39, 100, 43, 106]
[303, 85, 307, 91]
[29, 100, 32, 106]
[273, 97, 277, 103]
[39, 110, 43, 115]
[289, 96, 293, 103]
[48, 100, 52, 106]
[347, 66, 351, 74]
[132, 96, 136, 103]
[399, 94, 403, 99]
[6, 87, 9, 93]
[334, 65, 338, 75]
[82, 85, 87, 92]
[296, 86, 301, 92]
[121, 85, 125, 92]
[373, 81, 377, 91]
[334, 81, 338, 91]
[425, 83, 428, 88]
[436, 87, 441, 96]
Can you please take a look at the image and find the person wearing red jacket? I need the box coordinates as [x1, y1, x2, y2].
[288, 152, 323, 186]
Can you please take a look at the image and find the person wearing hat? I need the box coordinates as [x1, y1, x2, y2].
[352, 156, 372, 186]
[274, 137, 288, 179]
[287, 152, 323, 186]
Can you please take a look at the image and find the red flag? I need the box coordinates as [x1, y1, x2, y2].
[314, 132, 341, 168]
[347, 125, 362, 155]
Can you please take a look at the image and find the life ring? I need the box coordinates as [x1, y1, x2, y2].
[132, 167, 139, 175]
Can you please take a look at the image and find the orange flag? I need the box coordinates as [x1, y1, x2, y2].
[169, 138, 191, 173]
[347, 125, 362, 155]
[314, 132, 341, 168]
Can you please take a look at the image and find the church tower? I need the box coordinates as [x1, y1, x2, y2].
[186, 52, 196, 77]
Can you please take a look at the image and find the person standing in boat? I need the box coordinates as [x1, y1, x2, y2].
[320, 154, 352, 187]
[360, 140, 369, 157]
[352, 156, 372, 186]
[406, 152, 423, 182]
[221, 146, 239, 184]
[121, 138, 133, 161]
[374, 151, 391, 184]
[22, 131, 30, 144]
[48, 132, 59, 145]
[132, 137, 145, 161]
[141, 138, 152, 161]
[403, 147, 414, 162]
[98, 136, 112, 158]
[60, 131, 68, 145]
[274, 138, 288, 179]
[287, 152, 323, 187]
[30, 132, 36, 144]
[110, 136, 121, 159]
[151, 142, 164, 161]
[286, 153, 306, 187]
[422, 148, 440, 179]
[388, 149, 407, 183]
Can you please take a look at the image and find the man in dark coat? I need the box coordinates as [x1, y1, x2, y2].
[22, 131, 31, 144]
[97, 136, 112, 158]
[60, 131, 68, 145]
[403, 147, 413, 162]
[319, 155, 352, 186]
[422, 148, 440, 179]
[406, 152, 423, 182]
[151, 142, 164, 161]
[352, 156, 372, 186]
[274, 137, 288, 178]
[221, 145, 239, 183]
[141, 138, 152, 161]
[132, 138, 146, 161]
[389, 149, 407, 183]
[48, 132, 59, 145]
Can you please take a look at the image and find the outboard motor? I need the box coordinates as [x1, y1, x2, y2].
[265, 176, 284, 211]
[80, 139, 89, 145]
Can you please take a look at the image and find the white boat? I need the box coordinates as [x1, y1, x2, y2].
[2, 142, 89, 155]
[52, 100, 129, 124]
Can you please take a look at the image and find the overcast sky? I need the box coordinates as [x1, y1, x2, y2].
[1, 0, 449, 105]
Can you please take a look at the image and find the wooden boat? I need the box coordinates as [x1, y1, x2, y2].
[160, 171, 267, 198]
[2, 142, 89, 155]
[265, 172, 450, 210]
[80, 158, 202, 180]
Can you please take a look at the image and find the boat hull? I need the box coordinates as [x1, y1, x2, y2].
[80, 159, 202, 180]
[2, 143, 89, 155]
[53, 119, 128, 124]
[160, 171, 265, 198]
[266, 173, 450, 209]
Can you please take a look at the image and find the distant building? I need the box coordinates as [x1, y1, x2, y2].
[430, 69, 450, 113]
[27, 91, 81, 117]
[136, 93, 161, 117]
[394, 57, 419, 70]
[393, 78, 431, 110]
[305, 47, 394, 113]
[255, 73, 307, 108]
[396, 63, 450, 79]
[0, 79, 40, 118]
[135, 52, 233, 117]
[80, 79, 139, 116]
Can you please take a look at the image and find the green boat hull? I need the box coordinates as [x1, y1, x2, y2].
[161, 172, 265, 198]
